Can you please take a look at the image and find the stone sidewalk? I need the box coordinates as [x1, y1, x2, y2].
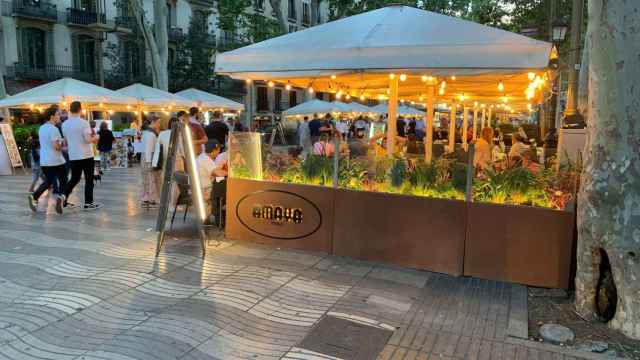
[0, 169, 604, 359]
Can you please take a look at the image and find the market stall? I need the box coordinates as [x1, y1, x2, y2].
[282, 99, 351, 117]
[214, 5, 574, 288]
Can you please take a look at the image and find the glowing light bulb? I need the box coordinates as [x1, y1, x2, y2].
[360, 95, 365, 101]
[528, 72, 536, 81]
[451, 75, 456, 80]
[498, 81, 504, 92]
[285, 84, 292, 91]
[126, 105, 131, 109]
[268, 81, 275, 87]
[345, 94, 351, 100]
[308, 87, 314, 94]
[440, 80, 446, 89]
[526, 88, 535, 100]
[459, 94, 466, 102]
[331, 74, 337, 80]
[336, 92, 342, 100]
[400, 74, 407, 82]
[419, 96, 424, 101]
[421, 75, 428, 82]
[389, 73, 396, 80]
[474, 101, 478, 107]
[245, 79, 252, 84]
[481, 104, 486, 108]
[439, 88, 445, 95]
[99, 103, 104, 108]
[502, 96, 508, 103]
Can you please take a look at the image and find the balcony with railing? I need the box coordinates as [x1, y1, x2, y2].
[9, 0, 58, 22]
[114, 14, 136, 32]
[66, 7, 107, 27]
[9, 63, 97, 83]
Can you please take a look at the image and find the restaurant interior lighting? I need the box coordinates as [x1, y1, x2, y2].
[360, 94, 365, 101]
[502, 96, 508, 103]
[459, 94, 466, 102]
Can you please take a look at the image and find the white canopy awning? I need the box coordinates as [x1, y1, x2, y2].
[215, 5, 553, 79]
[370, 103, 424, 117]
[335, 101, 373, 114]
[0, 78, 138, 108]
[174, 88, 244, 111]
[117, 83, 196, 109]
[283, 100, 350, 116]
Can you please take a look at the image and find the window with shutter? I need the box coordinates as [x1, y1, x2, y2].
[274, 88, 283, 112]
[289, 90, 297, 107]
[257, 86, 269, 112]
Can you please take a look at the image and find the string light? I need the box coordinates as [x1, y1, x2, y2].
[439, 87, 445, 95]
[459, 93, 466, 102]
[360, 94, 365, 101]
[285, 84, 292, 91]
[419, 96, 424, 101]
[440, 80, 446, 89]
[498, 80, 504, 92]
[400, 74, 407, 82]
[268, 81, 275, 87]
[245, 79, 252, 84]
[502, 96, 508, 103]
[345, 94, 351, 100]
[526, 88, 535, 100]
[427, 76, 434, 82]
[421, 75, 428, 82]
[451, 75, 456, 81]
[474, 101, 478, 107]
[389, 73, 396, 80]
[331, 74, 337, 80]
[528, 72, 536, 81]
[308, 87, 314, 94]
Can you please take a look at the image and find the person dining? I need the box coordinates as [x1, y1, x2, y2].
[196, 140, 228, 223]
[473, 127, 494, 171]
[509, 133, 530, 162]
[313, 133, 335, 157]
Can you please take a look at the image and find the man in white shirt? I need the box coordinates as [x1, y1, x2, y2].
[29, 106, 67, 214]
[196, 140, 227, 222]
[61, 101, 100, 210]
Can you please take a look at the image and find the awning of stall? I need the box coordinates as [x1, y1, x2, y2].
[0, 77, 138, 109]
[370, 103, 425, 117]
[174, 88, 245, 111]
[283, 99, 351, 117]
[336, 101, 373, 114]
[117, 83, 196, 110]
[215, 4, 553, 111]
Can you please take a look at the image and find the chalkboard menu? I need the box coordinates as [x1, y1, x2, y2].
[0, 124, 23, 168]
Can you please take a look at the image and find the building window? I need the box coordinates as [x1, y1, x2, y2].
[73, 0, 96, 12]
[20, 27, 47, 69]
[274, 88, 283, 112]
[254, 0, 264, 11]
[257, 86, 269, 112]
[302, 2, 310, 25]
[288, 25, 297, 33]
[75, 35, 96, 74]
[288, 0, 296, 20]
[289, 90, 297, 108]
[315, 91, 323, 100]
[167, 1, 176, 27]
[122, 39, 144, 77]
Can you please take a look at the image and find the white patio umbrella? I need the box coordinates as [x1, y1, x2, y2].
[0, 77, 138, 109]
[370, 103, 424, 117]
[336, 101, 372, 114]
[117, 83, 196, 109]
[215, 4, 553, 161]
[283, 99, 350, 117]
[174, 88, 244, 111]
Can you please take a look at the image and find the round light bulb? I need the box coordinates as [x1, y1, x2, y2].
[498, 81, 504, 92]
[345, 94, 351, 100]
[421, 75, 428, 82]
[438, 88, 445, 95]
[245, 79, 252, 84]
[285, 84, 292, 91]
[308, 87, 314, 94]
[360, 95, 365, 101]
[440, 80, 446, 89]
[400, 74, 407, 82]
[268, 81, 275, 87]
[451, 75, 456, 80]
[389, 73, 396, 80]
[528, 72, 536, 81]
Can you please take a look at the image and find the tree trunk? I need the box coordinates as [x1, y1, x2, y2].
[269, 0, 288, 33]
[131, 0, 168, 90]
[153, 0, 168, 90]
[576, 0, 640, 340]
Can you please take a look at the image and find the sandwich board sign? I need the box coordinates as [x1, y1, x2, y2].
[0, 123, 23, 174]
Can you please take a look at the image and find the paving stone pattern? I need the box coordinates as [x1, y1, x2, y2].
[0, 170, 595, 360]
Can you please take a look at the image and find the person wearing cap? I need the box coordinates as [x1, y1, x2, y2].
[197, 140, 227, 220]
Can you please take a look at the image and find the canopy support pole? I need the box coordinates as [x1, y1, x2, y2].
[481, 108, 486, 129]
[462, 106, 469, 151]
[387, 76, 399, 156]
[472, 107, 478, 141]
[488, 108, 493, 127]
[424, 86, 435, 163]
[448, 103, 456, 153]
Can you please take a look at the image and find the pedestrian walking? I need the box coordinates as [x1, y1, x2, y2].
[97, 121, 115, 171]
[62, 101, 101, 210]
[29, 106, 67, 214]
[28, 132, 45, 192]
[140, 116, 161, 207]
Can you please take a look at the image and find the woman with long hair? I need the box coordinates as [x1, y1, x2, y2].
[139, 116, 161, 207]
[473, 127, 494, 171]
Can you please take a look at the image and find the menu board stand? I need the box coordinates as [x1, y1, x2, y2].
[0, 123, 24, 175]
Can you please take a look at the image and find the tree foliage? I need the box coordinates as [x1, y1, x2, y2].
[217, 0, 282, 44]
[169, 10, 216, 92]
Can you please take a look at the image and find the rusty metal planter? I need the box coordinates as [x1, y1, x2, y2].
[463, 202, 575, 288]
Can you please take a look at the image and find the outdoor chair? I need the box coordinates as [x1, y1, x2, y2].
[211, 178, 227, 229]
[170, 171, 191, 229]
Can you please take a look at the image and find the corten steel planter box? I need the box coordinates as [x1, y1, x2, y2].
[226, 178, 335, 253]
[332, 189, 467, 276]
[464, 202, 575, 288]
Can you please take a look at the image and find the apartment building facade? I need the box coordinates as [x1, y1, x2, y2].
[0, 0, 328, 116]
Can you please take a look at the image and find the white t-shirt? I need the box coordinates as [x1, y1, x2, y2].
[196, 153, 217, 191]
[39, 123, 65, 167]
[214, 151, 227, 169]
[141, 130, 157, 163]
[62, 116, 93, 161]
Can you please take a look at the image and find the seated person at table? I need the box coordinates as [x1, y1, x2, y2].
[370, 132, 407, 157]
[197, 140, 228, 219]
[474, 127, 494, 171]
[509, 133, 530, 164]
[348, 128, 370, 157]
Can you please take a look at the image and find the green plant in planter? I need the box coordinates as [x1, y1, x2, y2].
[388, 158, 407, 189]
[450, 162, 468, 192]
[338, 159, 367, 190]
[409, 161, 437, 191]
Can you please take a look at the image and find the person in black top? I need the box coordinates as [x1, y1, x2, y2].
[204, 111, 229, 149]
[308, 114, 323, 145]
[97, 122, 115, 171]
[397, 116, 406, 137]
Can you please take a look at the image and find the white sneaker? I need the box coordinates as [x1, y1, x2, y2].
[83, 203, 103, 211]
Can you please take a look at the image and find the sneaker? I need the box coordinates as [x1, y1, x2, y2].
[83, 203, 103, 211]
[28, 194, 37, 212]
[55, 195, 64, 215]
[64, 202, 77, 209]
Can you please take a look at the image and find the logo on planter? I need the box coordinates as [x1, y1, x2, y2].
[236, 190, 322, 240]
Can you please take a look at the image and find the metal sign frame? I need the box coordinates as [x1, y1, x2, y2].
[155, 122, 208, 258]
